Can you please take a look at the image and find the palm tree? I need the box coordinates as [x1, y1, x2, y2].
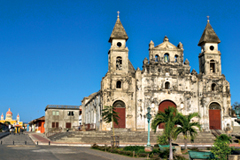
[174, 112, 201, 150]
[151, 106, 178, 160]
[102, 106, 119, 146]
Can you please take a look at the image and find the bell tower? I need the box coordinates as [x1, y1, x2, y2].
[108, 11, 129, 74]
[198, 17, 221, 76]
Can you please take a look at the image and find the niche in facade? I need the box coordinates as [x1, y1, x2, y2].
[165, 82, 170, 89]
[164, 53, 169, 62]
[116, 81, 121, 88]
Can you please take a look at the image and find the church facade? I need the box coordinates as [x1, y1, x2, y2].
[81, 16, 232, 132]
[0, 108, 23, 127]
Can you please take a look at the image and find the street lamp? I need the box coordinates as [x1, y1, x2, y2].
[145, 103, 153, 152]
[235, 107, 240, 119]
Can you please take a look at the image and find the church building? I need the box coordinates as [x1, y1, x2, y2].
[81, 15, 232, 132]
[0, 108, 23, 127]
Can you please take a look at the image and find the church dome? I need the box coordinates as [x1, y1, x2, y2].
[6, 108, 12, 115]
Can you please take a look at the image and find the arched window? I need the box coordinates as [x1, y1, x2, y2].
[174, 55, 178, 62]
[113, 100, 125, 108]
[212, 83, 216, 91]
[116, 57, 122, 70]
[210, 60, 215, 73]
[165, 82, 170, 89]
[164, 53, 169, 62]
[155, 55, 159, 62]
[116, 81, 121, 88]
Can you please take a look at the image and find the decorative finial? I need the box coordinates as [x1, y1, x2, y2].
[117, 11, 120, 18]
[207, 16, 210, 23]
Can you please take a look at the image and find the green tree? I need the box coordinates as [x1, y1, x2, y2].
[4, 121, 10, 125]
[151, 106, 178, 160]
[173, 112, 201, 150]
[211, 136, 232, 160]
[215, 134, 232, 143]
[101, 106, 119, 146]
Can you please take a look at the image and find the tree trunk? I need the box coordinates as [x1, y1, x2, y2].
[169, 138, 173, 160]
[112, 114, 115, 147]
[184, 137, 188, 150]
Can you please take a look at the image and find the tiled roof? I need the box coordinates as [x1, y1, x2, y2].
[198, 22, 220, 46]
[108, 17, 128, 42]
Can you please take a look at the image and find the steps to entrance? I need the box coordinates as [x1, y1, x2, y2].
[49, 131, 216, 144]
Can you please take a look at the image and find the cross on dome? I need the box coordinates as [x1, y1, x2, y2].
[207, 16, 210, 23]
[117, 11, 120, 18]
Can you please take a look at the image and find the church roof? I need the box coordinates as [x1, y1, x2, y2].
[6, 108, 12, 115]
[108, 16, 128, 43]
[198, 22, 220, 46]
[154, 36, 179, 50]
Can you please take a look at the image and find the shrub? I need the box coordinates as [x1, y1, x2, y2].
[137, 153, 148, 157]
[215, 134, 232, 143]
[99, 146, 105, 151]
[174, 155, 188, 160]
[211, 140, 232, 160]
[91, 143, 99, 149]
[125, 151, 133, 156]
[159, 149, 170, 159]
[123, 146, 144, 152]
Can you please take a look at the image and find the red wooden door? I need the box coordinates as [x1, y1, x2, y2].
[114, 108, 125, 128]
[209, 109, 221, 130]
[158, 101, 176, 129]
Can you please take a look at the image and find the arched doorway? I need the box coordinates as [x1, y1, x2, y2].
[113, 100, 125, 128]
[209, 102, 221, 130]
[158, 100, 176, 128]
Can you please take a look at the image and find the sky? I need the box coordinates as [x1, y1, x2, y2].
[0, 0, 240, 123]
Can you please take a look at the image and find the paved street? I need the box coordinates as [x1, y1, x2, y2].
[0, 133, 143, 160]
[1, 133, 34, 145]
[0, 145, 143, 160]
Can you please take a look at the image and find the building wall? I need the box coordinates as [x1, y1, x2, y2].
[45, 108, 79, 133]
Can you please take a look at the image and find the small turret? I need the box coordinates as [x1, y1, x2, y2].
[149, 40, 154, 49]
[184, 59, 190, 65]
[163, 36, 169, 42]
[17, 114, 20, 121]
[1, 113, 3, 120]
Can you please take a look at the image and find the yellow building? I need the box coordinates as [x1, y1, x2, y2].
[0, 108, 23, 127]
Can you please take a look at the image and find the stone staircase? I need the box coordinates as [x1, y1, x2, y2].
[49, 130, 216, 144]
[173, 132, 216, 143]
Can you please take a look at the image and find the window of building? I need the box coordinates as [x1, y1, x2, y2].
[66, 123, 71, 129]
[212, 83, 216, 91]
[116, 81, 121, 88]
[117, 42, 122, 47]
[52, 122, 59, 128]
[165, 82, 170, 89]
[164, 53, 169, 62]
[210, 60, 215, 73]
[52, 111, 59, 116]
[174, 55, 178, 62]
[116, 57, 122, 70]
[155, 55, 159, 62]
[68, 111, 74, 116]
[52, 122, 55, 128]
